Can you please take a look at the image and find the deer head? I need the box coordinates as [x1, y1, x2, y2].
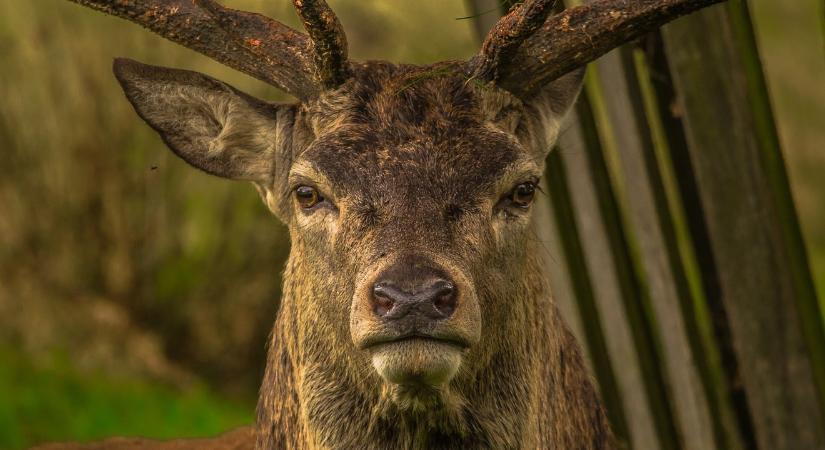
[70, 0, 722, 446]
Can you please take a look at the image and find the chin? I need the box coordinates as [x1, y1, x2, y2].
[370, 338, 464, 387]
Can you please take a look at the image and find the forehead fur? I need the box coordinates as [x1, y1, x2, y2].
[295, 61, 534, 204]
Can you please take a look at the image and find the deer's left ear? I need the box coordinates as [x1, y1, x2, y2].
[520, 67, 585, 159]
[113, 58, 283, 184]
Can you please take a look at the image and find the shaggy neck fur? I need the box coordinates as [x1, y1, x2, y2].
[255, 249, 612, 450]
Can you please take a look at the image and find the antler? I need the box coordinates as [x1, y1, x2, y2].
[67, 0, 350, 100]
[467, 0, 557, 84]
[69, 0, 722, 100]
[195, 0, 314, 98]
[292, 0, 351, 89]
[469, 0, 725, 98]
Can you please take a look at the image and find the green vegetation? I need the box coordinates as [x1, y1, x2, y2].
[749, 0, 825, 315]
[0, 348, 253, 450]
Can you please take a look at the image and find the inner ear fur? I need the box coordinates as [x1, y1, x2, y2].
[521, 67, 586, 157]
[113, 58, 281, 183]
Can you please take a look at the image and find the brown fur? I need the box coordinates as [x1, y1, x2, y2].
[108, 58, 613, 449]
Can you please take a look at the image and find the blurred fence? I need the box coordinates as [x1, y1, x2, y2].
[467, 1, 825, 449]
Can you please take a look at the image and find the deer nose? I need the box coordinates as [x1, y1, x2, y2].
[372, 279, 456, 321]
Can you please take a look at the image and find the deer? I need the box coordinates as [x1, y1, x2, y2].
[35, 0, 723, 449]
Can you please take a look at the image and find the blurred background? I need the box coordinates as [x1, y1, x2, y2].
[0, 0, 821, 448]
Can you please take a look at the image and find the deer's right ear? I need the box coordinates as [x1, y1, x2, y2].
[113, 58, 281, 183]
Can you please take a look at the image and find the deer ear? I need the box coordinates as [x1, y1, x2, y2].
[521, 67, 585, 157]
[113, 58, 279, 183]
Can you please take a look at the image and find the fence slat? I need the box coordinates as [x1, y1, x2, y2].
[641, 31, 753, 450]
[551, 92, 657, 450]
[544, 147, 637, 448]
[591, 47, 718, 450]
[662, 2, 825, 448]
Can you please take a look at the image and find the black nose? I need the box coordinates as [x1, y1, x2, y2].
[372, 279, 456, 321]
[372, 255, 458, 326]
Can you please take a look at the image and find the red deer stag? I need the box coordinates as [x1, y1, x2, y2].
[37, 0, 723, 448]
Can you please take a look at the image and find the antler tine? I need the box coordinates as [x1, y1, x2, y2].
[472, 0, 725, 98]
[467, 0, 557, 84]
[292, 0, 351, 89]
[67, 0, 318, 100]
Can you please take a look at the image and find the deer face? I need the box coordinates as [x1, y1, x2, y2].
[292, 63, 555, 391]
[113, 58, 582, 404]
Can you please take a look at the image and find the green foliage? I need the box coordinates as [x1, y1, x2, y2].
[749, 0, 825, 311]
[0, 348, 252, 450]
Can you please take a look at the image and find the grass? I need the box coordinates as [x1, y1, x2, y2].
[0, 348, 253, 450]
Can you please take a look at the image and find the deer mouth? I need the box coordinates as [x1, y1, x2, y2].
[360, 332, 471, 351]
[365, 333, 469, 387]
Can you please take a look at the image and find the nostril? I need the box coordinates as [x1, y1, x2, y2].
[431, 281, 456, 317]
[370, 277, 457, 321]
[372, 283, 395, 317]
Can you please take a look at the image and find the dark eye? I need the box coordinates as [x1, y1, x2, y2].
[295, 185, 322, 209]
[510, 182, 536, 208]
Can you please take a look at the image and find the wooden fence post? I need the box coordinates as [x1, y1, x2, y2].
[661, 1, 825, 448]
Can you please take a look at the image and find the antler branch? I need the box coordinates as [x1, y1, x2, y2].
[292, 0, 351, 89]
[468, 0, 557, 83]
[471, 0, 725, 98]
[66, 0, 330, 100]
[195, 0, 315, 98]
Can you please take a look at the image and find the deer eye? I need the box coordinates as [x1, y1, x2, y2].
[510, 182, 536, 208]
[295, 185, 322, 209]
